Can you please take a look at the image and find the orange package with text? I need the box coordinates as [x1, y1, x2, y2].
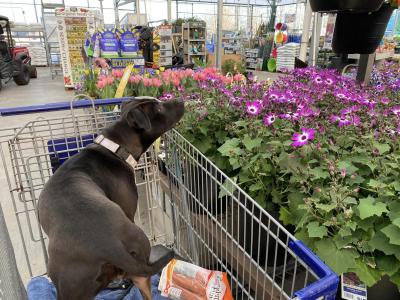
[158, 259, 233, 300]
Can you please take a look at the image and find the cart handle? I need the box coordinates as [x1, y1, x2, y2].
[0, 97, 132, 116]
[290, 240, 339, 300]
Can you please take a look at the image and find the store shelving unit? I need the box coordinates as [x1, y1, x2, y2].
[182, 21, 206, 64]
[244, 48, 258, 70]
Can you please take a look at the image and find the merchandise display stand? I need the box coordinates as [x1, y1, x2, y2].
[183, 21, 207, 64]
[244, 49, 258, 70]
[55, 7, 102, 88]
[153, 25, 173, 67]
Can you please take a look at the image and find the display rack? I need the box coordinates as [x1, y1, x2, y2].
[55, 7, 101, 88]
[182, 21, 206, 64]
[244, 48, 258, 70]
[153, 25, 173, 67]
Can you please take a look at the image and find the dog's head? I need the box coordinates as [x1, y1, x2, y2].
[120, 98, 184, 148]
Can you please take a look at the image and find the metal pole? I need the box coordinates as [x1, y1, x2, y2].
[216, 0, 223, 69]
[168, 0, 172, 23]
[299, 0, 312, 62]
[136, 0, 140, 13]
[34, 0, 39, 23]
[114, 0, 120, 27]
[308, 12, 322, 66]
[98, 0, 104, 22]
[356, 54, 375, 85]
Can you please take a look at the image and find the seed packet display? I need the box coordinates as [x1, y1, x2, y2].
[100, 30, 120, 58]
[119, 30, 139, 57]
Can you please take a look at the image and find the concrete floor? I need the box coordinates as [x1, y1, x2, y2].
[0, 67, 73, 108]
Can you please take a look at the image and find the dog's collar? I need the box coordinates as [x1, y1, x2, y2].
[94, 135, 138, 169]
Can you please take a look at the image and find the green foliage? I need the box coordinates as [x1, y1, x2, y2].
[221, 59, 246, 75]
[177, 66, 400, 288]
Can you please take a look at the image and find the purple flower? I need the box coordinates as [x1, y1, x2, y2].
[160, 92, 174, 101]
[229, 97, 241, 107]
[324, 76, 336, 86]
[280, 111, 299, 120]
[392, 106, 400, 117]
[380, 97, 391, 105]
[330, 115, 351, 127]
[313, 75, 324, 85]
[291, 128, 316, 148]
[245, 101, 262, 116]
[263, 114, 277, 126]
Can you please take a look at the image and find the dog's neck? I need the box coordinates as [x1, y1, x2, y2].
[101, 122, 150, 161]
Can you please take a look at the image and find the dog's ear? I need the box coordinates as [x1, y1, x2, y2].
[125, 107, 152, 130]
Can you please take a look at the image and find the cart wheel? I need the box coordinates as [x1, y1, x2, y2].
[13, 63, 30, 85]
[29, 66, 38, 79]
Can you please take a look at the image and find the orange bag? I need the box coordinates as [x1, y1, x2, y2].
[158, 259, 233, 300]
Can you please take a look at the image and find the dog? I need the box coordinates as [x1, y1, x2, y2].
[38, 98, 185, 300]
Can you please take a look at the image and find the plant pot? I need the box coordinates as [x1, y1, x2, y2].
[332, 3, 395, 54]
[336, 275, 400, 300]
[310, 0, 384, 13]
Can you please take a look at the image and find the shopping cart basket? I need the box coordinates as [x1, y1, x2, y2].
[0, 98, 339, 300]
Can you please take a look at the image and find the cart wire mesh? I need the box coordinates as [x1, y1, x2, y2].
[0, 100, 338, 300]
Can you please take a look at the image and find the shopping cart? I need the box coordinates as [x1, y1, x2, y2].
[0, 98, 339, 300]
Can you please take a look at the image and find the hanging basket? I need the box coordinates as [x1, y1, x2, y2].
[332, 3, 395, 54]
[309, 0, 384, 13]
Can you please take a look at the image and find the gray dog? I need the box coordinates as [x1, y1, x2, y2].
[38, 98, 185, 300]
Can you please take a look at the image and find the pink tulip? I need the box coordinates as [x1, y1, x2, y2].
[233, 74, 244, 81]
[152, 78, 162, 87]
[96, 80, 106, 89]
[172, 78, 180, 87]
[106, 76, 114, 85]
[143, 78, 151, 87]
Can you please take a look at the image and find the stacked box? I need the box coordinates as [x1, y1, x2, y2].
[27, 45, 48, 66]
[153, 25, 172, 67]
[276, 43, 300, 71]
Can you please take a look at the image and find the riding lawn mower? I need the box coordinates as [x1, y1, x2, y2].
[0, 15, 37, 92]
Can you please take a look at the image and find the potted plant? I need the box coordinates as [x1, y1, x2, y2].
[332, 2, 395, 54]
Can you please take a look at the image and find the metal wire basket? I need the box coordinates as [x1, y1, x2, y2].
[0, 98, 339, 300]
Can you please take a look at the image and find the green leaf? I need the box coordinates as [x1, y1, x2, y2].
[388, 202, 400, 222]
[351, 258, 382, 287]
[343, 197, 358, 205]
[376, 255, 400, 276]
[368, 179, 387, 189]
[242, 135, 262, 151]
[315, 203, 337, 212]
[218, 138, 240, 156]
[307, 222, 328, 238]
[357, 196, 388, 220]
[373, 142, 391, 155]
[309, 167, 330, 179]
[315, 239, 359, 274]
[391, 271, 400, 287]
[391, 181, 400, 192]
[228, 157, 241, 170]
[194, 137, 213, 154]
[249, 182, 263, 192]
[381, 225, 400, 246]
[279, 206, 292, 226]
[198, 125, 208, 136]
[218, 178, 237, 198]
[393, 218, 400, 228]
[337, 161, 358, 175]
[369, 232, 400, 259]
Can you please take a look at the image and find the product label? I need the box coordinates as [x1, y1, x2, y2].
[341, 273, 367, 300]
